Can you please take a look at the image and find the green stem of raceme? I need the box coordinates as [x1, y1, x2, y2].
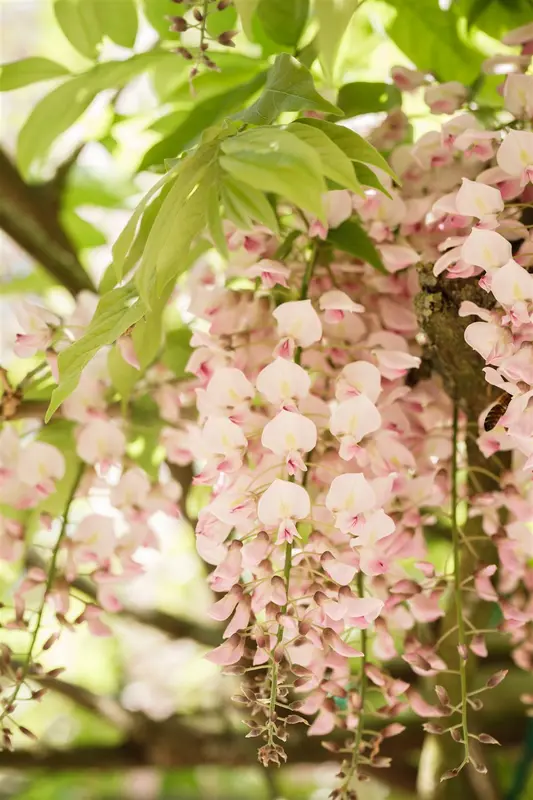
[340, 572, 368, 796]
[451, 399, 469, 766]
[268, 241, 318, 740]
[0, 462, 84, 727]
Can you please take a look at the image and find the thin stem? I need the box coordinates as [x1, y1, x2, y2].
[451, 400, 469, 764]
[267, 241, 318, 743]
[339, 572, 368, 797]
[0, 462, 84, 725]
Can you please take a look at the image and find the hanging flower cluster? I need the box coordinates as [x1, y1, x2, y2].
[2, 18, 533, 798]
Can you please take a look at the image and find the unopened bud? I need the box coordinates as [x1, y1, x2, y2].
[441, 768, 459, 781]
[487, 669, 508, 688]
[478, 733, 500, 745]
[435, 685, 451, 706]
[218, 30, 237, 46]
[457, 643, 468, 661]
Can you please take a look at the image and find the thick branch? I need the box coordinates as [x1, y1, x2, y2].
[26, 549, 220, 647]
[0, 148, 95, 296]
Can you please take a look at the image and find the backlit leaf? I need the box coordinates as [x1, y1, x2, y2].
[0, 58, 70, 91]
[237, 54, 342, 125]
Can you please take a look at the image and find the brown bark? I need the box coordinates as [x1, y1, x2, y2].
[0, 148, 95, 296]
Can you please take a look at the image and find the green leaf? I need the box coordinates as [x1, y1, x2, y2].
[236, 53, 342, 125]
[140, 72, 267, 171]
[60, 210, 106, 249]
[17, 52, 172, 175]
[162, 328, 193, 378]
[136, 146, 218, 307]
[64, 166, 136, 209]
[353, 163, 391, 197]
[18, 78, 95, 176]
[221, 175, 280, 233]
[458, 0, 533, 39]
[54, 0, 101, 59]
[112, 166, 180, 281]
[93, 0, 138, 48]
[298, 117, 397, 180]
[0, 57, 70, 91]
[0, 268, 56, 295]
[256, 0, 309, 47]
[384, 0, 483, 84]
[36, 421, 80, 516]
[46, 284, 146, 421]
[314, 0, 359, 81]
[207, 189, 228, 258]
[327, 219, 386, 274]
[141, 0, 183, 39]
[206, 5, 238, 37]
[287, 122, 362, 194]
[220, 128, 326, 218]
[336, 81, 402, 118]
[234, 0, 260, 39]
[108, 345, 138, 403]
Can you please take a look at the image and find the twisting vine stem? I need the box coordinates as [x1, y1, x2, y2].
[0, 462, 84, 726]
[451, 399, 470, 769]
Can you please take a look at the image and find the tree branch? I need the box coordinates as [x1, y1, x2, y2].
[0, 148, 95, 296]
[25, 549, 221, 648]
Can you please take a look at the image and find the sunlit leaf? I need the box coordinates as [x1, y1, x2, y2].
[288, 122, 363, 194]
[54, 0, 101, 59]
[298, 117, 397, 180]
[136, 145, 219, 306]
[140, 72, 267, 171]
[337, 81, 402, 118]
[384, 0, 483, 83]
[46, 284, 146, 420]
[0, 57, 70, 91]
[236, 54, 342, 125]
[94, 0, 138, 48]
[314, 0, 359, 80]
[234, 0, 260, 39]
[256, 0, 309, 47]
[327, 219, 387, 274]
[221, 175, 280, 233]
[220, 127, 326, 218]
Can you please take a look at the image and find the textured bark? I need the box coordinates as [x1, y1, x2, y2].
[414, 265, 511, 800]
[0, 148, 95, 296]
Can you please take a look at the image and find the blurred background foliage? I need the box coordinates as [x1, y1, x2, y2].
[1, 0, 533, 798]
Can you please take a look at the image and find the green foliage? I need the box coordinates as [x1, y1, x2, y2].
[0, 57, 70, 91]
[46, 284, 146, 421]
[459, 0, 533, 37]
[298, 118, 397, 180]
[111, 166, 181, 282]
[314, 0, 360, 81]
[256, 0, 309, 47]
[220, 128, 327, 218]
[287, 122, 363, 194]
[17, 52, 175, 176]
[327, 219, 387, 274]
[220, 174, 280, 235]
[136, 145, 218, 307]
[35, 421, 80, 516]
[236, 54, 342, 125]
[337, 81, 402, 118]
[163, 328, 193, 378]
[140, 72, 267, 171]
[54, 0, 138, 58]
[384, 0, 483, 83]
[60, 210, 106, 249]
